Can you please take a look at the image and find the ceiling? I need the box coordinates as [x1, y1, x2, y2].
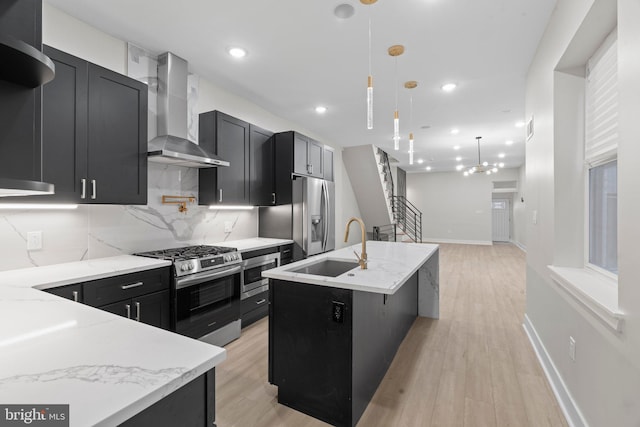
[44, 0, 556, 174]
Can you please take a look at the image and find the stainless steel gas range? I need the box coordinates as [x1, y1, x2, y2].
[135, 245, 243, 347]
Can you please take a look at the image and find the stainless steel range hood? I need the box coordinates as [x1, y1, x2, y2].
[148, 52, 228, 168]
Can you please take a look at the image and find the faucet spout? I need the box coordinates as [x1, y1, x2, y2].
[344, 217, 367, 269]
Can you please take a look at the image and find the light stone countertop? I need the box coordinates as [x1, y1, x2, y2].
[212, 237, 293, 253]
[0, 255, 226, 427]
[263, 240, 439, 295]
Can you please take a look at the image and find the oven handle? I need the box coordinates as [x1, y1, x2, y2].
[176, 265, 242, 289]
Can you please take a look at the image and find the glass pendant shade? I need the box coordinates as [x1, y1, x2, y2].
[393, 111, 400, 150]
[367, 76, 373, 129]
[409, 132, 414, 165]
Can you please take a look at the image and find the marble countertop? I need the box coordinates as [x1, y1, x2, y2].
[213, 237, 293, 252]
[0, 255, 226, 427]
[263, 241, 439, 295]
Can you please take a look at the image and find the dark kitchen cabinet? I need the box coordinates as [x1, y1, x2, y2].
[199, 111, 250, 205]
[83, 267, 171, 330]
[43, 283, 82, 303]
[288, 132, 323, 178]
[249, 124, 276, 205]
[7, 46, 148, 204]
[241, 289, 269, 328]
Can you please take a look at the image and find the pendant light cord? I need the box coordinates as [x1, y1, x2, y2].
[476, 137, 482, 165]
[368, 17, 372, 75]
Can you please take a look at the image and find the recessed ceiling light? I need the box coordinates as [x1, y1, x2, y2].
[498, 153, 505, 158]
[228, 47, 247, 58]
[515, 121, 525, 127]
[505, 140, 514, 145]
[464, 171, 469, 177]
[456, 164, 464, 171]
[315, 106, 327, 114]
[453, 145, 460, 150]
[334, 3, 355, 19]
[499, 162, 505, 168]
[417, 159, 424, 164]
[426, 166, 432, 171]
[455, 156, 462, 162]
[492, 167, 498, 173]
[441, 83, 457, 92]
[450, 128, 459, 135]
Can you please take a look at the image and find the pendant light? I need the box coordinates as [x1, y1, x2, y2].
[388, 45, 405, 150]
[361, 0, 377, 129]
[404, 80, 417, 165]
[464, 136, 499, 176]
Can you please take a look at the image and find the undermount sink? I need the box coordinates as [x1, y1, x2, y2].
[290, 259, 360, 277]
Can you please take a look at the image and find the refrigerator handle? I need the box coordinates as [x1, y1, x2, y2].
[322, 181, 329, 252]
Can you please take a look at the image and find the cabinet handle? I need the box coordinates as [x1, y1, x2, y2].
[80, 179, 86, 199]
[271, 193, 276, 204]
[219, 189, 223, 202]
[255, 299, 267, 305]
[135, 302, 141, 322]
[72, 290, 79, 302]
[125, 304, 131, 319]
[308, 164, 313, 174]
[121, 281, 143, 290]
[91, 179, 97, 200]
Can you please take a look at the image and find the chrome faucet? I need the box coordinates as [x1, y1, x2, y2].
[344, 217, 367, 269]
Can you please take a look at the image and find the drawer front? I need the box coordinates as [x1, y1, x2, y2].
[44, 283, 83, 302]
[241, 289, 269, 316]
[83, 267, 170, 307]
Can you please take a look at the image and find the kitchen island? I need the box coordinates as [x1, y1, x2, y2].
[0, 256, 226, 427]
[263, 241, 439, 427]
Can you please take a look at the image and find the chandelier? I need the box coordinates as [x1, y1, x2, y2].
[464, 136, 498, 176]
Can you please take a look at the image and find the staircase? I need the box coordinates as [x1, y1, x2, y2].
[343, 145, 422, 243]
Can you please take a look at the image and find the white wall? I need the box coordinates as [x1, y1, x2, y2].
[525, 0, 640, 425]
[406, 168, 519, 245]
[512, 164, 527, 250]
[0, 5, 362, 272]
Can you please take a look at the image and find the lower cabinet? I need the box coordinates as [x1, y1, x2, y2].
[44, 267, 171, 331]
[241, 290, 269, 327]
[120, 368, 216, 427]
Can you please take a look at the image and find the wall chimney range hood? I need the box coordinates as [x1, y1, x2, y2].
[148, 52, 229, 168]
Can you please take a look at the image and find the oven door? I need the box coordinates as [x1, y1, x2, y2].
[174, 264, 242, 340]
[241, 252, 279, 299]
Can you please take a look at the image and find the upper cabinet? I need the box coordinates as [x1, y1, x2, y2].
[199, 111, 275, 206]
[291, 133, 323, 179]
[9, 46, 148, 204]
[323, 148, 334, 182]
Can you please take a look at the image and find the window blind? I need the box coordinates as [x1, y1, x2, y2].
[585, 30, 618, 165]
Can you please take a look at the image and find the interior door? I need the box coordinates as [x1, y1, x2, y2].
[492, 198, 510, 242]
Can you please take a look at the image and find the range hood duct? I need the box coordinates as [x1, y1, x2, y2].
[147, 52, 228, 168]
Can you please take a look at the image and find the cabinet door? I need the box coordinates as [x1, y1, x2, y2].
[293, 133, 309, 176]
[100, 299, 132, 320]
[323, 148, 334, 181]
[83, 267, 170, 308]
[199, 111, 250, 205]
[135, 290, 171, 330]
[87, 64, 147, 204]
[307, 138, 324, 178]
[249, 124, 275, 205]
[40, 46, 88, 202]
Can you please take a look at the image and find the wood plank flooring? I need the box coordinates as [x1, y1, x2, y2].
[215, 243, 567, 427]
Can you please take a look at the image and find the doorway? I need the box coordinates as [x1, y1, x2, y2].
[492, 198, 511, 242]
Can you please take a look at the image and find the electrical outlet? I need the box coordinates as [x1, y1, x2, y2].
[27, 231, 43, 251]
[224, 221, 233, 233]
[569, 336, 576, 361]
[332, 301, 345, 323]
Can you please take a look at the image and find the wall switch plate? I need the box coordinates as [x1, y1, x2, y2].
[27, 231, 43, 251]
[532, 210, 538, 225]
[224, 221, 233, 233]
[569, 336, 576, 361]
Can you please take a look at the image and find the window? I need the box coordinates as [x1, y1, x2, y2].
[588, 161, 617, 273]
[585, 29, 618, 276]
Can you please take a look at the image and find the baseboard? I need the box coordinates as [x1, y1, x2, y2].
[522, 315, 588, 427]
[511, 240, 527, 252]
[420, 238, 492, 246]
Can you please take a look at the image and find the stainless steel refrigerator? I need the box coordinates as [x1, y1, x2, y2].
[259, 176, 335, 261]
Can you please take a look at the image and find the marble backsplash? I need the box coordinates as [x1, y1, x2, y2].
[0, 163, 258, 272]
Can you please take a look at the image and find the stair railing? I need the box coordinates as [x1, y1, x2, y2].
[392, 196, 422, 243]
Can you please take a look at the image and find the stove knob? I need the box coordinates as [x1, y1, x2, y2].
[233, 254, 239, 260]
[181, 264, 188, 272]
[189, 262, 195, 270]
[224, 255, 231, 262]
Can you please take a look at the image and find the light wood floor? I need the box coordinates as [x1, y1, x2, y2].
[215, 243, 568, 427]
